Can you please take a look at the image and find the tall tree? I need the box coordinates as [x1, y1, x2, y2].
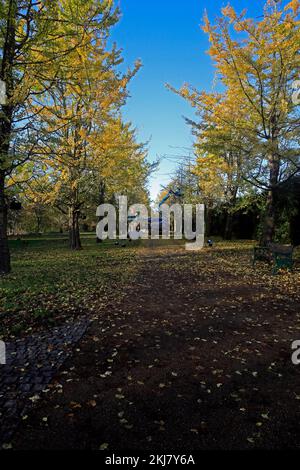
[0, 0, 113, 272]
[191, 97, 248, 239]
[171, 0, 300, 244]
[33, 5, 143, 249]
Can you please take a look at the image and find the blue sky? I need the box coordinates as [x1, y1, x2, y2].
[111, 0, 266, 200]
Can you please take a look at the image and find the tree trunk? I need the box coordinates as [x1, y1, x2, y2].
[69, 207, 82, 250]
[205, 205, 212, 237]
[260, 154, 280, 246]
[261, 188, 276, 246]
[0, 171, 10, 274]
[0, 0, 17, 274]
[96, 179, 105, 244]
[35, 212, 42, 234]
[224, 181, 238, 241]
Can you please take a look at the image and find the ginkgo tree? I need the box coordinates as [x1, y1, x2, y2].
[171, 0, 300, 245]
[90, 117, 150, 205]
[0, 0, 119, 273]
[30, 2, 146, 249]
[190, 94, 251, 239]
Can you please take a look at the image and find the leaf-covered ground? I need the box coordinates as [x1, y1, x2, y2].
[2, 237, 300, 449]
[0, 235, 139, 339]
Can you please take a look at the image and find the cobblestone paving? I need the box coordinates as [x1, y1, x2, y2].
[0, 319, 91, 447]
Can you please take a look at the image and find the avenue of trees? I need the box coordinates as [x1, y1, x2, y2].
[0, 0, 150, 274]
[1, 0, 299, 275]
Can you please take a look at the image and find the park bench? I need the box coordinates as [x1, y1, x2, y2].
[253, 243, 294, 274]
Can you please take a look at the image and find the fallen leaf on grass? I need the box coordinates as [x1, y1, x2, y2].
[99, 443, 109, 450]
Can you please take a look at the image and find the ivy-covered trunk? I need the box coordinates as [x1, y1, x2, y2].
[261, 153, 280, 246]
[0, 0, 17, 274]
[0, 171, 10, 274]
[261, 188, 276, 246]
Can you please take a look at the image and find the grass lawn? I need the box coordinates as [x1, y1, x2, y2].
[0, 234, 139, 339]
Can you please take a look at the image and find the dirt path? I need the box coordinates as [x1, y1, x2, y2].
[12, 243, 300, 450]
